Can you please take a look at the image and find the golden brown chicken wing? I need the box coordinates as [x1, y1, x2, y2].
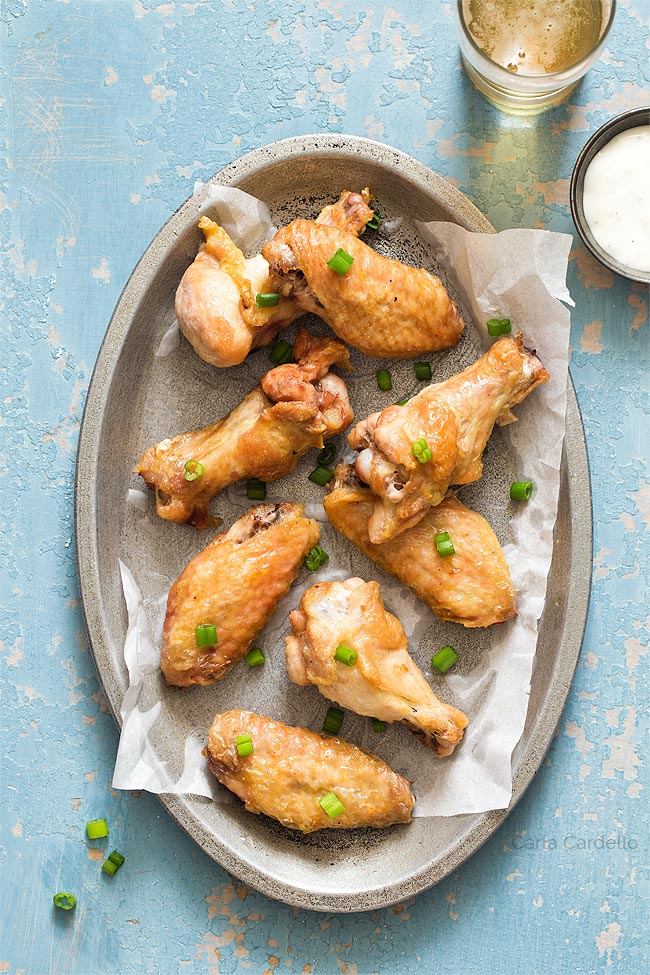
[135, 330, 353, 527]
[176, 190, 374, 367]
[263, 220, 464, 358]
[349, 333, 549, 542]
[286, 578, 468, 756]
[323, 465, 517, 627]
[206, 710, 415, 831]
[161, 503, 319, 686]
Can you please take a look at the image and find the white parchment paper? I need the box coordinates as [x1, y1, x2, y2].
[113, 187, 573, 816]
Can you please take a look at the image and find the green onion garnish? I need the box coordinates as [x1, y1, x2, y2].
[317, 443, 336, 466]
[245, 647, 265, 668]
[184, 459, 204, 481]
[53, 892, 77, 911]
[195, 624, 218, 648]
[305, 545, 329, 571]
[377, 369, 392, 391]
[102, 851, 125, 876]
[322, 707, 344, 735]
[414, 362, 431, 381]
[371, 718, 387, 733]
[435, 531, 455, 557]
[327, 248, 354, 275]
[319, 791, 345, 818]
[396, 397, 410, 406]
[487, 317, 511, 336]
[432, 645, 459, 674]
[412, 438, 432, 464]
[510, 480, 533, 501]
[255, 292, 280, 308]
[366, 213, 381, 230]
[334, 644, 357, 667]
[246, 478, 266, 501]
[236, 733, 254, 757]
[308, 465, 334, 486]
[270, 340, 293, 365]
[86, 818, 109, 839]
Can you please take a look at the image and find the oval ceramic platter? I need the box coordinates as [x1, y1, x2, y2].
[75, 135, 592, 912]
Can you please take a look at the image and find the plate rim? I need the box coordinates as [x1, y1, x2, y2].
[75, 133, 593, 912]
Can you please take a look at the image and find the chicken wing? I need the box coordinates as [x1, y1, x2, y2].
[135, 330, 353, 527]
[286, 578, 468, 756]
[350, 333, 549, 542]
[323, 464, 517, 627]
[206, 710, 415, 831]
[176, 190, 374, 367]
[263, 220, 464, 358]
[161, 503, 319, 686]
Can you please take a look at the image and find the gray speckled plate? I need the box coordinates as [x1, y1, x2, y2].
[75, 135, 592, 912]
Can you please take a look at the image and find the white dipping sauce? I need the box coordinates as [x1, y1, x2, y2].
[582, 125, 650, 274]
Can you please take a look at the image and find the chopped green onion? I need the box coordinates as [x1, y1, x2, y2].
[414, 362, 431, 381]
[245, 647, 265, 668]
[376, 369, 392, 391]
[327, 248, 354, 275]
[396, 397, 410, 406]
[308, 465, 334, 486]
[270, 340, 293, 365]
[246, 478, 266, 501]
[255, 292, 280, 308]
[334, 644, 357, 667]
[236, 733, 254, 757]
[487, 317, 512, 336]
[53, 892, 77, 911]
[322, 707, 344, 735]
[195, 624, 218, 648]
[319, 791, 345, 818]
[86, 818, 109, 839]
[366, 213, 381, 230]
[102, 851, 125, 876]
[317, 443, 336, 466]
[305, 545, 329, 571]
[435, 531, 455, 557]
[510, 480, 533, 501]
[371, 718, 387, 733]
[184, 459, 204, 481]
[412, 438, 432, 464]
[432, 645, 459, 674]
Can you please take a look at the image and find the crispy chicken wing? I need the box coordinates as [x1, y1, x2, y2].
[175, 190, 374, 367]
[263, 221, 464, 358]
[323, 465, 517, 627]
[350, 333, 549, 542]
[206, 710, 415, 831]
[135, 330, 353, 527]
[161, 503, 319, 686]
[286, 578, 468, 756]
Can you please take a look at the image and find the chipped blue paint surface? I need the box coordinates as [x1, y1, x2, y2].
[1, 1, 648, 972]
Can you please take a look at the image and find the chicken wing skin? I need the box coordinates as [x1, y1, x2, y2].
[135, 330, 353, 527]
[263, 220, 464, 358]
[161, 503, 319, 686]
[286, 578, 468, 756]
[175, 190, 374, 367]
[206, 710, 415, 831]
[350, 333, 549, 542]
[323, 465, 517, 627]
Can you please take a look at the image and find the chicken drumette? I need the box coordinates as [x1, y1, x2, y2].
[323, 464, 517, 628]
[162, 503, 319, 686]
[286, 578, 469, 756]
[135, 330, 353, 527]
[349, 333, 549, 543]
[206, 710, 415, 831]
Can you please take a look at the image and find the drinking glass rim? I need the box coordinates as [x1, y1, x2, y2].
[454, 0, 618, 82]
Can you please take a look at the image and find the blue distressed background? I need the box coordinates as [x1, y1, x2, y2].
[1, 1, 648, 973]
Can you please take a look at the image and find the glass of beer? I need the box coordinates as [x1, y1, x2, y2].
[454, 0, 617, 115]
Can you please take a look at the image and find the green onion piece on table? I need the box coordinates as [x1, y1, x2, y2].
[270, 340, 293, 365]
[308, 465, 334, 486]
[317, 443, 336, 466]
[396, 397, 410, 406]
[377, 369, 392, 391]
[412, 438, 432, 464]
[366, 213, 381, 230]
[322, 707, 344, 735]
[255, 292, 280, 308]
[334, 644, 357, 667]
[246, 478, 266, 501]
[183, 459, 204, 481]
[245, 647, 265, 668]
[319, 791, 345, 818]
[195, 624, 218, 648]
[86, 818, 109, 839]
[305, 545, 329, 571]
[371, 718, 387, 733]
[53, 892, 77, 911]
[487, 317, 512, 336]
[510, 480, 533, 501]
[435, 531, 455, 557]
[327, 248, 354, 275]
[414, 362, 431, 381]
[236, 733, 254, 757]
[432, 645, 459, 674]
[102, 851, 125, 876]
